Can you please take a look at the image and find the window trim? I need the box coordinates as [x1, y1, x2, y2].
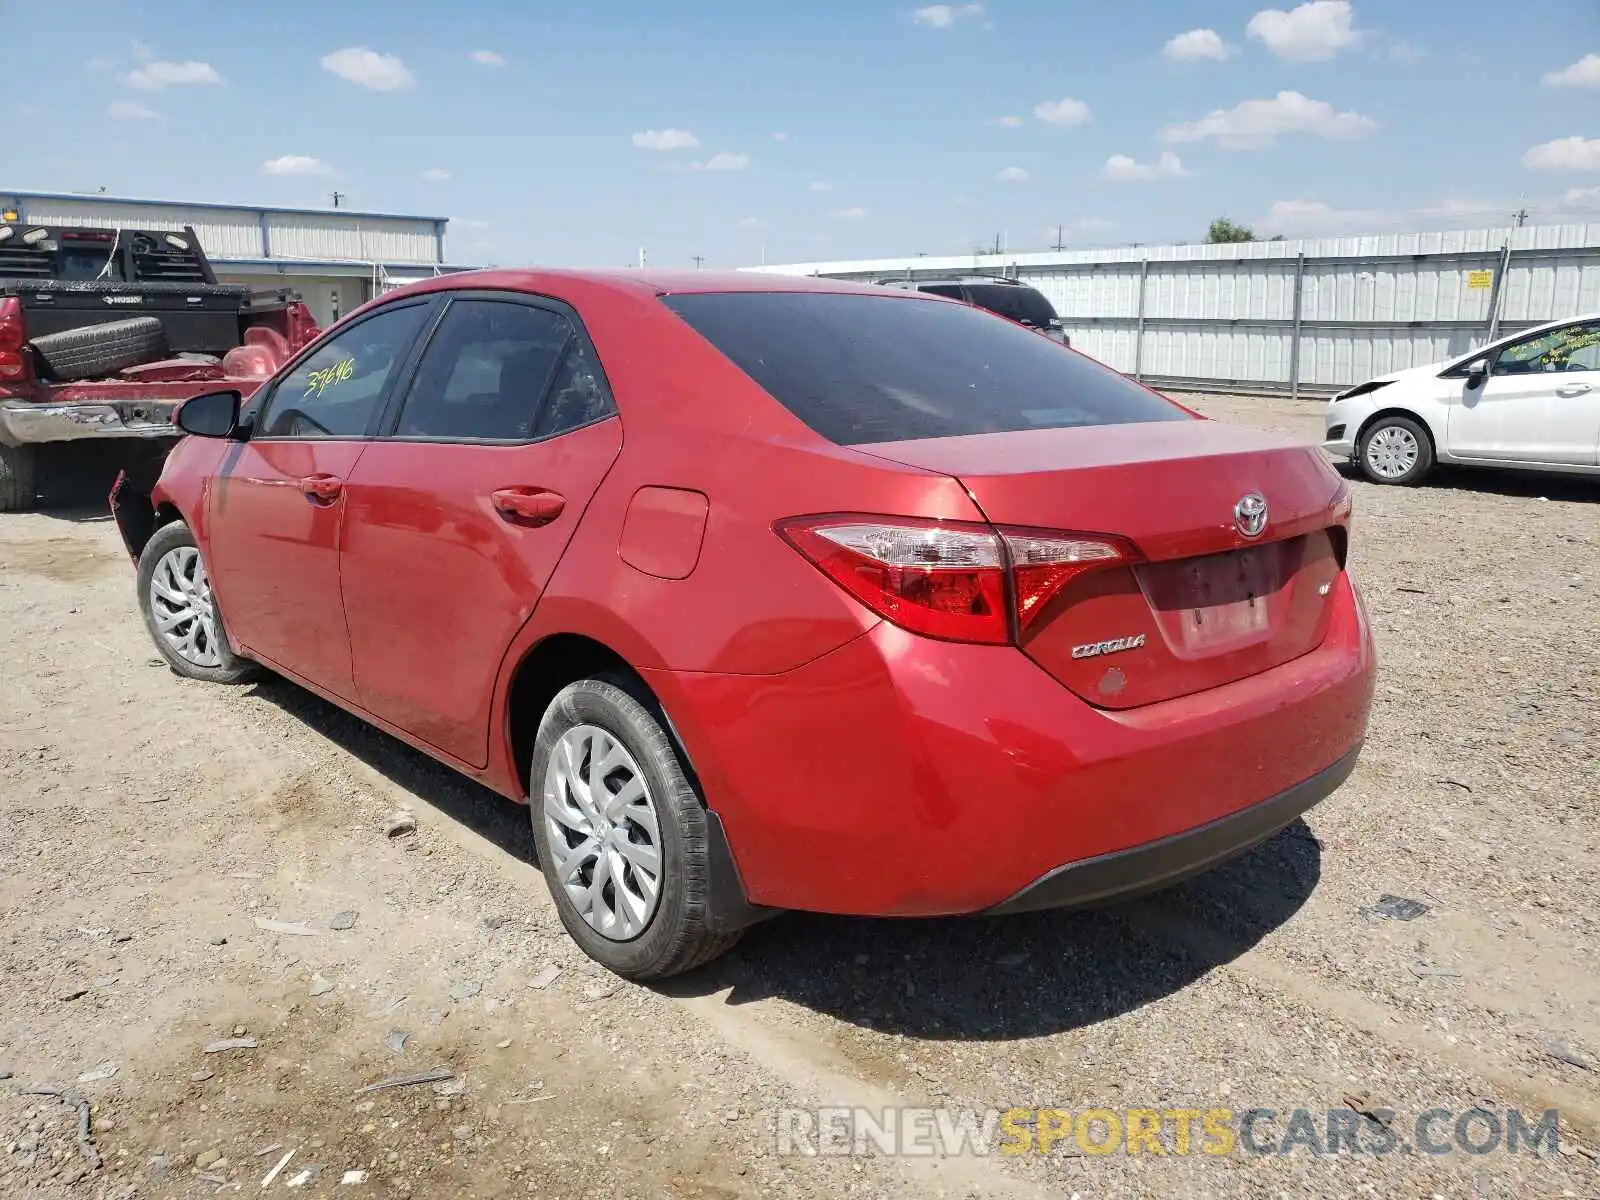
[373, 289, 619, 447]
[249, 296, 441, 443]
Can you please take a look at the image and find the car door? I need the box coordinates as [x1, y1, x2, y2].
[204, 299, 436, 699]
[338, 292, 624, 766]
[1448, 319, 1600, 465]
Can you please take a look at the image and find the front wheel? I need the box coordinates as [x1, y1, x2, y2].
[529, 676, 742, 980]
[1357, 415, 1434, 486]
[136, 520, 258, 684]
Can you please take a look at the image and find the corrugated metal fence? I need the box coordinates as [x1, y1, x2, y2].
[745, 223, 1600, 396]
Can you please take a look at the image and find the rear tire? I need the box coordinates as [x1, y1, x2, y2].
[0, 443, 37, 513]
[30, 317, 168, 382]
[530, 676, 742, 980]
[136, 519, 258, 684]
[1357, 414, 1433, 486]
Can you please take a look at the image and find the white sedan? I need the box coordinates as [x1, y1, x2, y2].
[1324, 312, 1600, 485]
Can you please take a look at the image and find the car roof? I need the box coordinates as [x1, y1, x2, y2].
[383, 268, 911, 303]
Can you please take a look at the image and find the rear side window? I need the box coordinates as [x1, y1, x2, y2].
[661, 291, 1184, 445]
[917, 283, 965, 300]
[394, 299, 571, 440]
[962, 283, 1058, 328]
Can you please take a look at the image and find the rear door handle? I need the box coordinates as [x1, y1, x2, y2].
[490, 487, 566, 526]
[299, 474, 344, 503]
[1555, 383, 1593, 397]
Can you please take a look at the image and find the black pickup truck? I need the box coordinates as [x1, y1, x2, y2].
[0, 222, 318, 512]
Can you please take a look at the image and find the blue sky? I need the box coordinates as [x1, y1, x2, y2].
[4, 0, 1598, 268]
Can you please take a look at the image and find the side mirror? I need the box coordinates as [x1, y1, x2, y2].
[175, 389, 242, 439]
[1465, 361, 1488, 390]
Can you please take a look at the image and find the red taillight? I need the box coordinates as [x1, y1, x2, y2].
[0, 297, 28, 383]
[777, 514, 1131, 645]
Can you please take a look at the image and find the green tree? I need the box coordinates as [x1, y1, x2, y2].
[1207, 217, 1256, 244]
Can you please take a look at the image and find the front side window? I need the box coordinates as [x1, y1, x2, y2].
[259, 303, 430, 438]
[393, 300, 573, 440]
[663, 291, 1184, 445]
[1494, 321, 1600, 376]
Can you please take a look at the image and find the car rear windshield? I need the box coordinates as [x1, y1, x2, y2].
[661, 291, 1185, 445]
[962, 283, 1057, 327]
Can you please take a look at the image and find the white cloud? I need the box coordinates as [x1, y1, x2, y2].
[1161, 91, 1375, 149]
[262, 155, 330, 176]
[913, 3, 984, 28]
[108, 99, 160, 121]
[320, 47, 415, 91]
[989, 115, 1024, 128]
[1551, 186, 1600, 212]
[1257, 196, 1513, 236]
[420, 168, 449, 182]
[88, 55, 114, 72]
[1387, 40, 1426, 63]
[632, 128, 699, 151]
[1246, 1, 1362, 62]
[771, 131, 790, 141]
[1103, 150, 1189, 181]
[1033, 96, 1092, 126]
[470, 50, 506, 67]
[1163, 29, 1237, 63]
[1523, 136, 1600, 172]
[809, 180, 834, 192]
[123, 58, 221, 91]
[131, 41, 153, 62]
[689, 152, 751, 172]
[1544, 54, 1600, 89]
[738, 216, 764, 229]
[834, 207, 869, 220]
[997, 166, 1031, 182]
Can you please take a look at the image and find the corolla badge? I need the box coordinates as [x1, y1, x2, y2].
[1070, 634, 1147, 660]
[1233, 492, 1269, 539]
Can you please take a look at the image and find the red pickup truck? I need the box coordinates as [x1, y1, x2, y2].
[0, 222, 319, 511]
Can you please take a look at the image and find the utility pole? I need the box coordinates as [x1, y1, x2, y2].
[638, 247, 647, 268]
[1053, 225, 1066, 252]
[1512, 206, 1529, 228]
[330, 191, 346, 209]
[693, 255, 706, 271]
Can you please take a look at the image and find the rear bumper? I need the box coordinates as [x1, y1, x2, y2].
[0, 398, 180, 447]
[985, 745, 1358, 914]
[646, 572, 1374, 917]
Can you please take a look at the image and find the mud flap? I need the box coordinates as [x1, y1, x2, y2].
[109, 468, 157, 562]
[704, 809, 782, 936]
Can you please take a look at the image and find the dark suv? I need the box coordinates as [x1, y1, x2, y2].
[876, 276, 1068, 346]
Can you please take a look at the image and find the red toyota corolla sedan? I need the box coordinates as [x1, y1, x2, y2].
[111, 270, 1375, 979]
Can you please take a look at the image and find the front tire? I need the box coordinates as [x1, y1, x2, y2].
[1357, 415, 1433, 486]
[529, 676, 742, 980]
[136, 520, 258, 684]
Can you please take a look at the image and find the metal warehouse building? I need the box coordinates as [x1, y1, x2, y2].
[747, 222, 1600, 396]
[0, 188, 475, 328]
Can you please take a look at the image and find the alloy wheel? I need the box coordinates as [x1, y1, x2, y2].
[149, 546, 223, 668]
[1365, 425, 1420, 480]
[542, 724, 664, 940]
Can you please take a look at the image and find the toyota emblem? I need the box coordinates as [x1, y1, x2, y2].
[1233, 492, 1268, 538]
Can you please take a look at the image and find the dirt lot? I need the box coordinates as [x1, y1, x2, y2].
[1, 399, 1597, 1199]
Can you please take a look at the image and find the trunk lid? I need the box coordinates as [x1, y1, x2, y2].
[858, 419, 1350, 708]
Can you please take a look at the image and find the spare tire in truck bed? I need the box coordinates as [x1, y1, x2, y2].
[30, 317, 169, 382]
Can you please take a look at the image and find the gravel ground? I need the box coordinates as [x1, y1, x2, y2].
[1, 396, 1596, 1199]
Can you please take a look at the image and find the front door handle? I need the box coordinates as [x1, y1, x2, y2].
[1555, 382, 1593, 397]
[299, 474, 344, 504]
[490, 487, 566, 526]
